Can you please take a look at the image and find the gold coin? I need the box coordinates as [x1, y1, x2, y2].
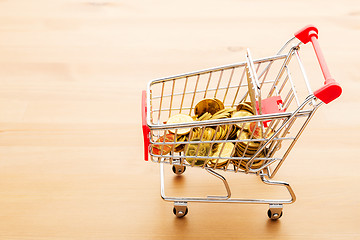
[190, 127, 216, 141]
[167, 113, 194, 135]
[240, 153, 265, 169]
[185, 139, 212, 166]
[211, 108, 236, 120]
[214, 124, 238, 140]
[197, 112, 212, 121]
[214, 126, 227, 140]
[235, 144, 258, 155]
[249, 122, 275, 139]
[214, 98, 225, 110]
[152, 133, 175, 155]
[232, 153, 265, 171]
[238, 160, 264, 171]
[232, 110, 253, 118]
[232, 110, 253, 130]
[234, 148, 257, 162]
[208, 142, 234, 168]
[189, 128, 201, 140]
[245, 101, 257, 114]
[237, 130, 260, 148]
[194, 98, 224, 117]
[204, 127, 216, 141]
[174, 135, 187, 152]
[205, 108, 237, 141]
[227, 125, 239, 139]
[236, 102, 255, 114]
[233, 130, 267, 167]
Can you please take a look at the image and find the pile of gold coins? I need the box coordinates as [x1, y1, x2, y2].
[152, 98, 274, 171]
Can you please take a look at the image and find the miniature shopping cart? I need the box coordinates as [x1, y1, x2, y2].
[141, 25, 341, 220]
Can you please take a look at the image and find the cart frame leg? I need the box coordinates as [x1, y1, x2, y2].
[160, 162, 296, 205]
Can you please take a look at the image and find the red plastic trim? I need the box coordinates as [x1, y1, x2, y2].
[313, 81, 342, 104]
[256, 96, 284, 115]
[142, 90, 150, 161]
[256, 96, 284, 127]
[294, 25, 318, 44]
[295, 25, 342, 104]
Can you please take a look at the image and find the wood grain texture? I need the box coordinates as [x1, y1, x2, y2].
[0, 0, 359, 239]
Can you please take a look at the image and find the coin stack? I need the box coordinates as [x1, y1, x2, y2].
[232, 102, 266, 170]
[153, 98, 274, 171]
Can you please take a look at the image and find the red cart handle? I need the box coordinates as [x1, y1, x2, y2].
[295, 25, 342, 104]
[142, 90, 150, 161]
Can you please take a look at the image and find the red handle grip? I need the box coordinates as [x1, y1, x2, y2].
[142, 90, 150, 161]
[295, 25, 342, 104]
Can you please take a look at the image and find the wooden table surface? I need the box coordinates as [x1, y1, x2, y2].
[0, 0, 359, 239]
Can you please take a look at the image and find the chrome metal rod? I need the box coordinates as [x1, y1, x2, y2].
[276, 36, 298, 55]
[285, 65, 300, 106]
[149, 55, 287, 86]
[160, 163, 295, 204]
[267, 47, 296, 98]
[269, 101, 323, 178]
[294, 48, 313, 95]
[151, 79, 276, 100]
[148, 108, 313, 130]
[259, 172, 296, 204]
[205, 168, 231, 200]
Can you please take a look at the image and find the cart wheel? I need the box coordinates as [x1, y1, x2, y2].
[173, 201, 188, 218]
[173, 206, 188, 218]
[172, 165, 186, 175]
[267, 209, 283, 220]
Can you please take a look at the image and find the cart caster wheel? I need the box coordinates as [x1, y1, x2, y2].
[173, 206, 188, 218]
[172, 165, 186, 175]
[173, 202, 188, 218]
[267, 209, 283, 220]
[267, 204, 283, 220]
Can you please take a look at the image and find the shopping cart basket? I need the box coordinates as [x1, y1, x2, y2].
[141, 25, 342, 219]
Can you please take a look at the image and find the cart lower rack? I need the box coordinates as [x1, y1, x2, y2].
[141, 25, 341, 219]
